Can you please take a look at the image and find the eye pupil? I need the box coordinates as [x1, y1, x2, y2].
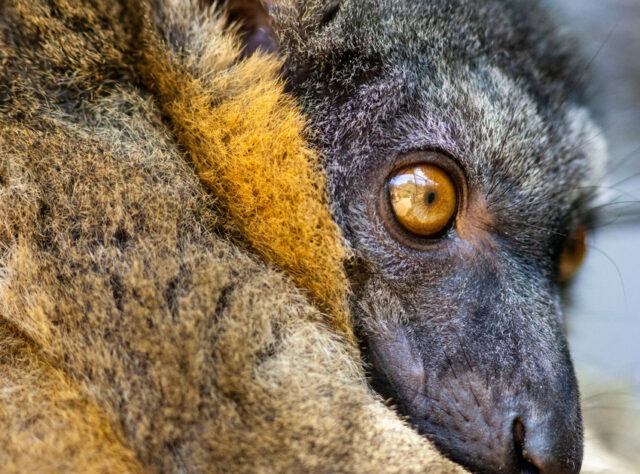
[426, 192, 436, 204]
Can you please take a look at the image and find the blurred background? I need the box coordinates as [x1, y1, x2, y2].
[552, 0, 640, 467]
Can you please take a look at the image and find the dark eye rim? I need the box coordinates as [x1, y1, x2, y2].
[378, 151, 468, 251]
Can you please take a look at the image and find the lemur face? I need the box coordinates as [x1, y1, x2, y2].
[235, 0, 606, 472]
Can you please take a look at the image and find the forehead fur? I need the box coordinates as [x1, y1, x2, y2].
[273, 0, 604, 249]
[274, 0, 586, 107]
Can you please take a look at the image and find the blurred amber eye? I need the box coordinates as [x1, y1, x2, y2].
[388, 164, 457, 237]
[559, 228, 587, 282]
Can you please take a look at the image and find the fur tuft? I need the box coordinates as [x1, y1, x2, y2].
[0, 0, 462, 471]
[132, 0, 354, 344]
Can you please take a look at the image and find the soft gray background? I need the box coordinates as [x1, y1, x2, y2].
[552, 0, 640, 394]
[552, 0, 640, 461]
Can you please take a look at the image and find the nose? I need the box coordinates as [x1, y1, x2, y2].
[374, 367, 583, 474]
[511, 418, 581, 474]
[422, 412, 581, 474]
[362, 325, 583, 474]
[403, 367, 583, 474]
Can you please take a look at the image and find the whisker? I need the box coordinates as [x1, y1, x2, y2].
[609, 169, 640, 189]
[554, 22, 618, 111]
[605, 143, 640, 178]
[585, 242, 628, 308]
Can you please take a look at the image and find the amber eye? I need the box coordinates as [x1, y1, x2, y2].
[388, 164, 457, 237]
[559, 228, 587, 282]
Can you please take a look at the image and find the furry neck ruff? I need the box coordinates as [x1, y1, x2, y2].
[0, 0, 462, 472]
[130, 0, 354, 344]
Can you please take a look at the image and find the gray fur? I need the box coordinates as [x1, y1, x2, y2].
[269, 0, 608, 472]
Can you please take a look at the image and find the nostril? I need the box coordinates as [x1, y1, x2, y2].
[512, 418, 540, 474]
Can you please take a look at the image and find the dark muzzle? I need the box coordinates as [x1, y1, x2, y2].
[364, 322, 583, 474]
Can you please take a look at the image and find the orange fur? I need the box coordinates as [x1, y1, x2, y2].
[0, 321, 143, 473]
[0, 0, 462, 471]
[132, 1, 355, 344]
[0, 1, 631, 472]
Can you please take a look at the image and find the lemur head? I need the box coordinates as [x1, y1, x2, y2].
[228, 0, 607, 472]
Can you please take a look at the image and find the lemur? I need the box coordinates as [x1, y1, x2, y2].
[225, 0, 604, 472]
[0, 0, 609, 472]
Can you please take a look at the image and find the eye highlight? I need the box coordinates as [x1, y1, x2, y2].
[388, 164, 457, 237]
[559, 228, 587, 282]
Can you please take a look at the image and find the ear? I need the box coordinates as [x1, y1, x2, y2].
[212, 0, 278, 56]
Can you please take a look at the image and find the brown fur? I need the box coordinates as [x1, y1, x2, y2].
[0, 1, 623, 471]
[0, 0, 463, 471]
[131, 0, 354, 344]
